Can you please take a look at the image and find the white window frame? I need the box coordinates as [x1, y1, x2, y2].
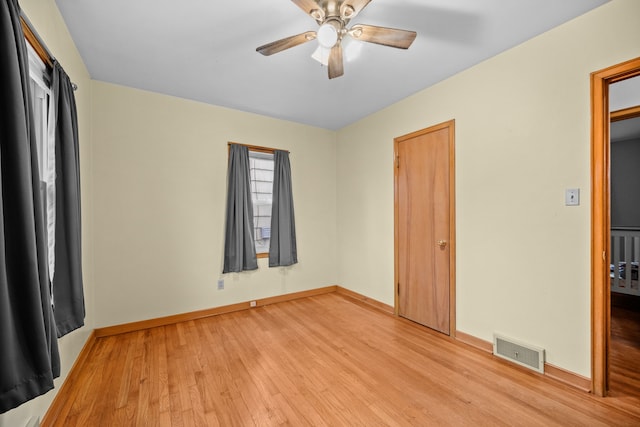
[27, 41, 57, 283]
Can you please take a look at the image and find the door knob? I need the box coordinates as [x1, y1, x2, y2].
[437, 240, 447, 248]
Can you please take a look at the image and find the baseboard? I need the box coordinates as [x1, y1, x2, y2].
[455, 330, 592, 393]
[41, 330, 97, 427]
[95, 285, 338, 337]
[544, 363, 591, 393]
[335, 286, 395, 314]
[455, 330, 493, 353]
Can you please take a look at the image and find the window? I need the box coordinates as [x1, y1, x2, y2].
[27, 41, 56, 282]
[249, 150, 274, 255]
[224, 142, 297, 271]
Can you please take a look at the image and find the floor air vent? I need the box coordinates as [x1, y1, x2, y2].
[493, 334, 545, 373]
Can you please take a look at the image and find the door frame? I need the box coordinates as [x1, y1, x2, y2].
[393, 120, 456, 336]
[591, 57, 640, 397]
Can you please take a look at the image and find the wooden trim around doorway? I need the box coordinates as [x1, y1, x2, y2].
[610, 105, 640, 122]
[591, 56, 640, 397]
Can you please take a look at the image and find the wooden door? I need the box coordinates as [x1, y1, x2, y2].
[395, 121, 455, 335]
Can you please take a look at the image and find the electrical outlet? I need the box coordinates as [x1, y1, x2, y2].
[250, 301, 257, 307]
[217, 279, 224, 290]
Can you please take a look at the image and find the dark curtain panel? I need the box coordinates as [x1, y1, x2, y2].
[51, 61, 84, 337]
[0, 0, 60, 413]
[223, 144, 258, 273]
[269, 150, 297, 267]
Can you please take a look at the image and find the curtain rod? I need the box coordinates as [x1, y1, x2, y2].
[19, 11, 78, 91]
[228, 142, 290, 154]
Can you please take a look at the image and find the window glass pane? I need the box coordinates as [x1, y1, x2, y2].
[31, 82, 45, 179]
[249, 151, 274, 254]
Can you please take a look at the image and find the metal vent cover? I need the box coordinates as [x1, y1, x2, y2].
[493, 334, 545, 373]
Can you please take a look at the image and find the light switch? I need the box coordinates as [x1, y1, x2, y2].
[565, 188, 580, 206]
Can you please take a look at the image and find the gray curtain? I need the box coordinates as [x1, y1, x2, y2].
[51, 61, 84, 337]
[269, 150, 297, 267]
[0, 0, 60, 413]
[223, 144, 258, 273]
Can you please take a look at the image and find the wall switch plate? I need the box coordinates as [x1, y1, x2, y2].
[217, 279, 224, 290]
[565, 188, 580, 206]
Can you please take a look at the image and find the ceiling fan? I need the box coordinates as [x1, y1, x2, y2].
[256, 0, 417, 79]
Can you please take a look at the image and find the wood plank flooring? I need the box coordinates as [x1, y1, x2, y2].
[50, 293, 640, 426]
[609, 293, 640, 416]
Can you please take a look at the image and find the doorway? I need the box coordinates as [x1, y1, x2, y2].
[608, 78, 640, 399]
[591, 57, 640, 397]
[394, 120, 455, 335]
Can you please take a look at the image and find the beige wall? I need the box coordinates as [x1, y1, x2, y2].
[91, 82, 338, 327]
[0, 0, 94, 426]
[336, 0, 640, 377]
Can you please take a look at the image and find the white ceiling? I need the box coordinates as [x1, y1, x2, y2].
[611, 75, 640, 142]
[611, 75, 640, 112]
[55, 0, 609, 130]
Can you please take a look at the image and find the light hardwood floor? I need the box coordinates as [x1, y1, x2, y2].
[51, 293, 640, 426]
[609, 293, 640, 416]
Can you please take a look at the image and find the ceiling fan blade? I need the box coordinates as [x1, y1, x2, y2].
[291, 0, 324, 23]
[349, 24, 417, 49]
[341, 0, 372, 21]
[328, 43, 344, 79]
[256, 31, 317, 56]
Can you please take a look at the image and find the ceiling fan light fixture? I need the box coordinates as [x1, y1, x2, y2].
[317, 23, 338, 48]
[311, 45, 331, 66]
[342, 37, 363, 62]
